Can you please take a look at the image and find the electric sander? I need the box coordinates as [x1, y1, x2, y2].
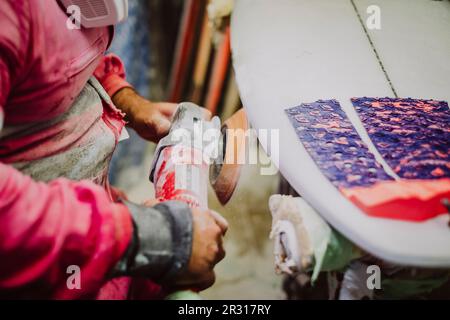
[149, 102, 248, 208]
[148, 102, 248, 299]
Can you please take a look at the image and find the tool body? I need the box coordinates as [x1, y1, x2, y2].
[150, 102, 219, 208]
[149, 102, 247, 299]
[150, 102, 247, 208]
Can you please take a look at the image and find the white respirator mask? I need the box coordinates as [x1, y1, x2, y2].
[60, 0, 128, 28]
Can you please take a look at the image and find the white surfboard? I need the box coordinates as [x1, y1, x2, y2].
[231, 0, 450, 267]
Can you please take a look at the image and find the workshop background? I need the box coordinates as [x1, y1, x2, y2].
[108, 0, 283, 299]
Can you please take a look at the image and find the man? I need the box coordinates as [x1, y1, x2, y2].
[0, 0, 227, 299]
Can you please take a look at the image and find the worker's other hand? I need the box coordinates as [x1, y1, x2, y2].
[130, 100, 177, 143]
[112, 87, 177, 143]
[170, 208, 228, 291]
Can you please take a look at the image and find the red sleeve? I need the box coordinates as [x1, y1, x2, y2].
[94, 53, 133, 98]
[0, 3, 132, 299]
[0, 163, 133, 299]
[0, 1, 29, 110]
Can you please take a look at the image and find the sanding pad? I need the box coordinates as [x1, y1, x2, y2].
[210, 108, 248, 205]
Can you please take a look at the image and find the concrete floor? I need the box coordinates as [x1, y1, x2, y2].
[122, 144, 284, 300]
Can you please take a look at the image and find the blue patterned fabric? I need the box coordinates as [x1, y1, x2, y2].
[285, 100, 393, 189]
[108, 0, 151, 185]
[352, 97, 450, 180]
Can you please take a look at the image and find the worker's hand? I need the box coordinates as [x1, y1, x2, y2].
[112, 87, 177, 143]
[129, 100, 177, 143]
[170, 208, 228, 291]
